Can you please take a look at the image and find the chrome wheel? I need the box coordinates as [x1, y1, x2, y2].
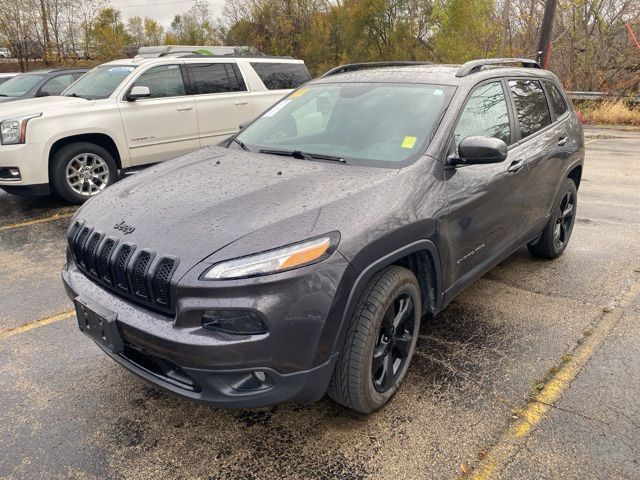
[66, 153, 110, 197]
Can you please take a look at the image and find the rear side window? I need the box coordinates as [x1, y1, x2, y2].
[186, 63, 247, 94]
[250, 62, 311, 90]
[40, 74, 75, 96]
[545, 81, 569, 118]
[133, 65, 186, 98]
[508, 80, 552, 138]
[454, 81, 511, 148]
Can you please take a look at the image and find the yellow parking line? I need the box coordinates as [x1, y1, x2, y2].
[0, 310, 75, 341]
[469, 281, 640, 480]
[585, 139, 599, 144]
[0, 211, 75, 232]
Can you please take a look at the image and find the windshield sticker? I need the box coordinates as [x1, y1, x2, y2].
[289, 88, 308, 98]
[108, 67, 134, 73]
[433, 89, 444, 96]
[401, 136, 417, 149]
[263, 100, 291, 117]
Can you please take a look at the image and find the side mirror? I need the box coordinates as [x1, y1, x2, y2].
[36, 90, 50, 98]
[126, 85, 151, 102]
[448, 136, 507, 166]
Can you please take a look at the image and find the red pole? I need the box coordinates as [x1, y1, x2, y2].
[626, 23, 640, 51]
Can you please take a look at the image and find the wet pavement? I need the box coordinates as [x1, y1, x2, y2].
[1, 127, 639, 479]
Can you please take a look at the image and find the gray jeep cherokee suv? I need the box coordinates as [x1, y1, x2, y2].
[62, 58, 584, 413]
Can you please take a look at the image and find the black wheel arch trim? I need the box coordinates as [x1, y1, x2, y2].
[330, 239, 443, 357]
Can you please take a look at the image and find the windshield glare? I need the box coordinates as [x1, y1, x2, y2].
[0, 74, 44, 97]
[63, 65, 135, 100]
[237, 82, 454, 166]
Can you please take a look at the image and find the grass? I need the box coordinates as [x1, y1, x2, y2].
[578, 100, 640, 126]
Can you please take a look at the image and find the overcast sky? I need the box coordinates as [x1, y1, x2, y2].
[109, 0, 226, 26]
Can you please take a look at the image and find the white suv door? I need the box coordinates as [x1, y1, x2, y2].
[118, 64, 199, 166]
[184, 62, 254, 146]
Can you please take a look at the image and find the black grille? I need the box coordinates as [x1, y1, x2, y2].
[114, 244, 134, 292]
[74, 226, 92, 267]
[84, 232, 103, 277]
[97, 238, 117, 285]
[67, 220, 179, 314]
[152, 258, 176, 307]
[132, 251, 153, 300]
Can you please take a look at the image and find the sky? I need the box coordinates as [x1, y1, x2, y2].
[109, 0, 226, 26]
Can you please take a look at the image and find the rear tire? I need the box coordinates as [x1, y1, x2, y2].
[50, 142, 118, 204]
[528, 178, 577, 259]
[328, 266, 421, 413]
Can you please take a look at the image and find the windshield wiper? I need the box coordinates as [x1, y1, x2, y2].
[233, 138, 250, 151]
[259, 149, 346, 164]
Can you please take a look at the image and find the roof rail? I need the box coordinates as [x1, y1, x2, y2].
[455, 58, 541, 77]
[322, 61, 432, 77]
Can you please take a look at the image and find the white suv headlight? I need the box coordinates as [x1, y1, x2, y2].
[0, 113, 42, 145]
[203, 233, 339, 280]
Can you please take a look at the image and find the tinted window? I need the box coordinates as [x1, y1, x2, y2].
[40, 74, 75, 96]
[545, 81, 568, 118]
[0, 74, 44, 97]
[455, 81, 511, 148]
[508, 80, 552, 138]
[133, 65, 185, 98]
[250, 62, 311, 90]
[186, 63, 247, 94]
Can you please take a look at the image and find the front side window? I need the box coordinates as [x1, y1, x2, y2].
[236, 82, 455, 167]
[133, 65, 186, 98]
[185, 63, 247, 94]
[545, 81, 569, 118]
[454, 81, 511, 149]
[39, 74, 76, 96]
[0, 74, 44, 97]
[250, 63, 311, 90]
[509, 79, 552, 138]
[63, 65, 135, 100]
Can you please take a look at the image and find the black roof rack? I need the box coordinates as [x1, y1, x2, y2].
[322, 61, 432, 77]
[455, 58, 541, 77]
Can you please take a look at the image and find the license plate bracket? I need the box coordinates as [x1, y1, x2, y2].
[75, 297, 123, 354]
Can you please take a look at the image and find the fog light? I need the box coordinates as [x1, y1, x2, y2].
[0, 167, 21, 180]
[202, 310, 268, 335]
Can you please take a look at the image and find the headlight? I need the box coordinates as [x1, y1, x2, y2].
[203, 233, 339, 280]
[0, 113, 42, 145]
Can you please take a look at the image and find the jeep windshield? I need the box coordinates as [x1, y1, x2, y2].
[0, 74, 44, 97]
[63, 65, 136, 100]
[235, 82, 455, 167]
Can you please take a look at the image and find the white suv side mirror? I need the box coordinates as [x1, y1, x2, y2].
[127, 85, 151, 102]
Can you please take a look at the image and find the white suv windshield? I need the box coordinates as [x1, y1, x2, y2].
[63, 65, 135, 100]
[236, 82, 455, 167]
[0, 74, 44, 97]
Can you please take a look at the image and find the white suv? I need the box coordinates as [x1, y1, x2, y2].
[0, 55, 310, 203]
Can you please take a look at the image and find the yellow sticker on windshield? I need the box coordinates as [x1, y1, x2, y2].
[289, 88, 308, 98]
[401, 136, 417, 149]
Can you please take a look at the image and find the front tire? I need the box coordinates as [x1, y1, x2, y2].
[50, 142, 118, 204]
[328, 266, 421, 413]
[528, 178, 578, 259]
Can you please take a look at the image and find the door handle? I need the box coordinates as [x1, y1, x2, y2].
[234, 100, 249, 106]
[176, 105, 193, 112]
[507, 159, 525, 173]
[557, 136, 568, 146]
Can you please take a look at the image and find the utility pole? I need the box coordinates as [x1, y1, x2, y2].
[536, 0, 557, 69]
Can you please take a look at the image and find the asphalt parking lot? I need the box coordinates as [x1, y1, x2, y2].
[1, 126, 639, 480]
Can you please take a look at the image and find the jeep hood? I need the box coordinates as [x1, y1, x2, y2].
[0, 96, 93, 119]
[75, 146, 398, 272]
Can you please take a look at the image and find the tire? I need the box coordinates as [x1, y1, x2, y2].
[328, 265, 422, 413]
[50, 142, 118, 204]
[528, 178, 578, 259]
